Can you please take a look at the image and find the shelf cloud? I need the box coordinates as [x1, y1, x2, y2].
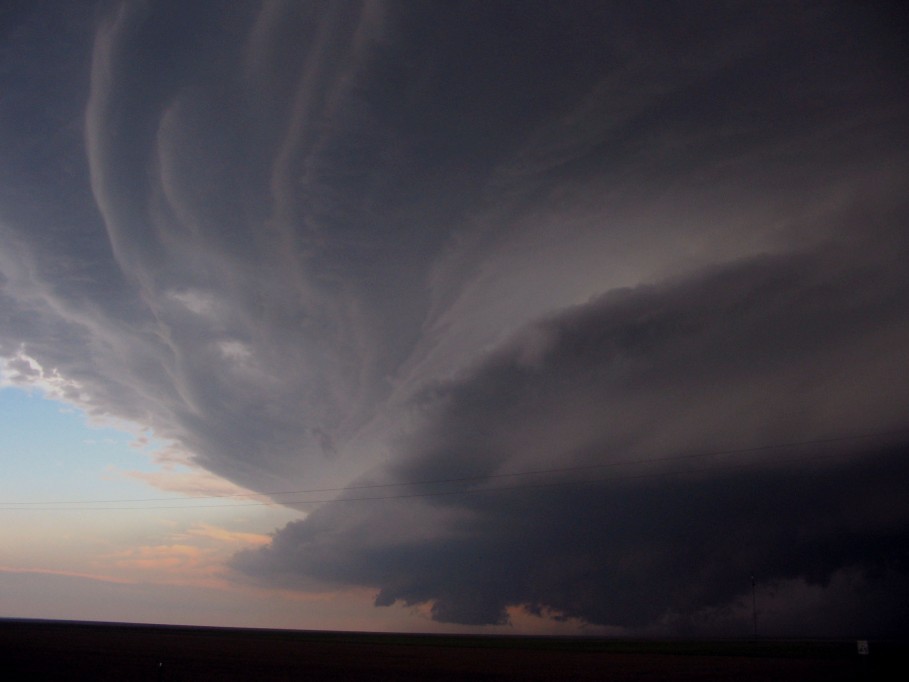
[1, 0, 907, 633]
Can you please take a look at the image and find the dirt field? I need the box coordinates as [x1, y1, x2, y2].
[1, 619, 903, 680]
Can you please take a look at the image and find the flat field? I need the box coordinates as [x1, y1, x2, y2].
[1, 619, 903, 680]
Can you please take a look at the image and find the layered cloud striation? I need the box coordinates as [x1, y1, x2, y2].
[1, 1, 908, 633]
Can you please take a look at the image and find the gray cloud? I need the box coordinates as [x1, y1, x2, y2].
[2, 1, 908, 632]
[235, 244, 909, 632]
[238, 446, 909, 633]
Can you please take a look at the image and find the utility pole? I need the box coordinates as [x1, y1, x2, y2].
[751, 573, 757, 639]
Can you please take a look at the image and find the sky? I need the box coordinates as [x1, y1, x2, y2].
[1, 0, 908, 637]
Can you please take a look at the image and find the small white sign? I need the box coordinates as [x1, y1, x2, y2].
[857, 640, 869, 656]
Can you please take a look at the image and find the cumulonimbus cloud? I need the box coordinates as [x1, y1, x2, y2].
[1, 0, 908, 633]
[235, 244, 909, 630]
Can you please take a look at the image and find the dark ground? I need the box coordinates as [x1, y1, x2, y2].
[1, 619, 905, 680]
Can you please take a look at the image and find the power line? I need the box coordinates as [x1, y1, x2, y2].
[4, 428, 905, 506]
[0, 428, 904, 512]
[0, 449, 885, 511]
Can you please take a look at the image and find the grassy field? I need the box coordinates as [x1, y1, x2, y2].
[1, 618, 904, 680]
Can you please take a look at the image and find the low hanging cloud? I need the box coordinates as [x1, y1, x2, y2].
[235, 246, 909, 632]
[2, 1, 908, 633]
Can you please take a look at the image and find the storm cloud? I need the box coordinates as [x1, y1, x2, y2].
[236, 248, 909, 632]
[2, 1, 908, 633]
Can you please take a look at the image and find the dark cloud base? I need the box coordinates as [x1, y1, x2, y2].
[236, 442, 909, 634]
[1, 0, 907, 635]
[236, 246, 909, 635]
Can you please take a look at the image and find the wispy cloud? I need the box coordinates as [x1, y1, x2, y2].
[111, 465, 266, 500]
[0, 565, 133, 585]
[1, 0, 907, 634]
